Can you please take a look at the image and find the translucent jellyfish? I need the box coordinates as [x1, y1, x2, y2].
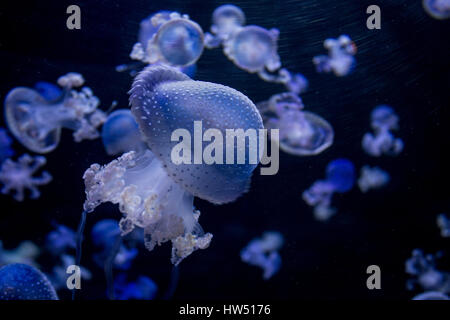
[405, 249, 450, 294]
[240, 231, 284, 280]
[80, 64, 263, 267]
[413, 291, 449, 300]
[4, 72, 106, 153]
[204, 4, 246, 48]
[114, 273, 158, 300]
[357, 165, 390, 193]
[257, 92, 333, 156]
[0, 263, 58, 300]
[0, 241, 40, 268]
[302, 158, 355, 221]
[423, 0, 450, 20]
[0, 154, 52, 201]
[45, 224, 76, 255]
[0, 127, 14, 163]
[101, 109, 146, 156]
[130, 12, 204, 67]
[437, 214, 450, 238]
[362, 105, 404, 157]
[34, 81, 63, 102]
[313, 35, 357, 77]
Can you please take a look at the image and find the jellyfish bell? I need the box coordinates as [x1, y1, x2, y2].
[325, 158, 355, 193]
[371, 105, 398, 131]
[101, 109, 145, 156]
[138, 11, 172, 50]
[423, 0, 450, 20]
[413, 291, 449, 300]
[0, 263, 58, 300]
[212, 4, 245, 37]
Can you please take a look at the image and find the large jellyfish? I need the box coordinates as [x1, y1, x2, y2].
[357, 165, 390, 193]
[79, 64, 264, 271]
[302, 158, 355, 221]
[362, 105, 403, 157]
[437, 214, 450, 238]
[101, 109, 146, 156]
[0, 127, 14, 163]
[257, 92, 333, 156]
[0, 263, 58, 300]
[0, 241, 40, 268]
[0, 153, 52, 201]
[114, 273, 158, 300]
[423, 0, 450, 19]
[240, 231, 284, 280]
[205, 5, 307, 94]
[313, 35, 357, 77]
[4, 72, 106, 153]
[130, 12, 204, 68]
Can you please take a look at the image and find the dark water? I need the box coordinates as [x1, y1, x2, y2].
[0, 0, 449, 300]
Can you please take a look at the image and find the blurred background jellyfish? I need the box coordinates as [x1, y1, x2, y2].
[412, 291, 449, 300]
[313, 35, 357, 77]
[114, 273, 158, 300]
[130, 12, 204, 67]
[437, 214, 450, 238]
[101, 109, 146, 156]
[240, 231, 284, 280]
[302, 158, 355, 221]
[34, 81, 63, 102]
[405, 249, 450, 294]
[357, 165, 390, 193]
[204, 4, 246, 48]
[45, 223, 76, 255]
[362, 105, 403, 157]
[423, 0, 450, 19]
[0, 241, 40, 268]
[257, 92, 333, 156]
[0, 128, 14, 163]
[0, 263, 58, 300]
[0, 154, 52, 201]
[4, 72, 106, 154]
[48, 254, 92, 291]
[79, 64, 263, 271]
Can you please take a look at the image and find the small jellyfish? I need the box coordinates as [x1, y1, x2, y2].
[240, 231, 284, 280]
[362, 105, 403, 157]
[0, 127, 14, 163]
[0, 263, 58, 300]
[257, 92, 333, 156]
[437, 214, 450, 238]
[204, 4, 246, 48]
[302, 158, 355, 221]
[423, 0, 450, 20]
[101, 109, 146, 156]
[79, 64, 263, 268]
[413, 291, 449, 300]
[0, 154, 52, 201]
[0, 241, 40, 268]
[114, 273, 158, 300]
[130, 12, 204, 67]
[357, 165, 390, 193]
[4, 72, 106, 153]
[45, 224, 76, 255]
[313, 35, 357, 77]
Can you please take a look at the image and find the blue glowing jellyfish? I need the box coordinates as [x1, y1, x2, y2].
[241, 231, 284, 280]
[4, 72, 106, 153]
[357, 165, 390, 193]
[0, 127, 14, 163]
[130, 12, 204, 67]
[257, 92, 333, 156]
[413, 291, 449, 300]
[0, 263, 58, 300]
[437, 214, 450, 238]
[423, 0, 450, 19]
[313, 35, 357, 77]
[0, 241, 40, 268]
[362, 105, 403, 157]
[302, 158, 355, 221]
[34, 81, 63, 102]
[0, 154, 52, 201]
[204, 4, 246, 48]
[45, 224, 76, 255]
[80, 65, 264, 266]
[101, 109, 146, 156]
[114, 273, 158, 300]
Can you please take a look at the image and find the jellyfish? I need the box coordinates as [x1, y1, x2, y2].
[77, 63, 264, 278]
[423, 0, 450, 20]
[362, 105, 403, 157]
[204, 4, 246, 48]
[130, 12, 204, 68]
[240, 231, 284, 280]
[4, 72, 106, 154]
[257, 92, 333, 156]
[34, 81, 63, 102]
[0, 127, 14, 163]
[0, 241, 40, 268]
[0, 153, 52, 201]
[405, 249, 450, 294]
[114, 273, 158, 300]
[313, 35, 357, 77]
[302, 158, 355, 221]
[357, 165, 390, 193]
[45, 224, 76, 255]
[101, 109, 146, 156]
[437, 214, 450, 238]
[0, 263, 58, 300]
[413, 291, 449, 300]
